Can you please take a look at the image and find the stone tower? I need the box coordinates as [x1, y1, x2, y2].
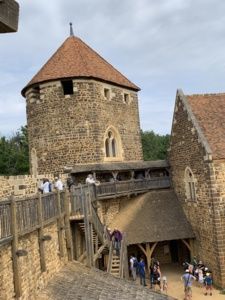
[22, 33, 143, 175]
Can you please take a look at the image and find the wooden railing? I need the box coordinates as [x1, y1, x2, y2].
[0, 191, 72, 299]
[0, 200, 11, 241]
[95, 177, 170, 199]
[0, 192, 66, 243]
[119, 233, 129, 279]
[107, 240, 113, 273]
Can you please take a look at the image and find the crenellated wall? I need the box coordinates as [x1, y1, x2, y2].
[0, 173, 68, 200]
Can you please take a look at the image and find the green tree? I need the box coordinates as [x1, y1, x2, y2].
[141, 130, 170, 161]
[0, 126, 29, 175]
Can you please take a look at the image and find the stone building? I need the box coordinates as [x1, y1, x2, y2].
[22, 32, 143, 175]
[19, 29, 225, 288]
[169, 89, 225, 286]
[22, 29, 199, 279]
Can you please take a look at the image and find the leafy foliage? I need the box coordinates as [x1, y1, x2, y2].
[0, 126, 29, 175]
[141, 130, 170, 161]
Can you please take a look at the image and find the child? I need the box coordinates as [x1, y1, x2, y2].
[162, 276, 168, 293]
[198, 268, 204, 285]
[204, 272, 213, 296]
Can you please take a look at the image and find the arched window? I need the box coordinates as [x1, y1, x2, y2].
[112, 138, 116, 157]
[105, 139, 110, 157]
[184, 167, 196, 201]
[104, 127, 122, 159]
[105, 131, 117, 157]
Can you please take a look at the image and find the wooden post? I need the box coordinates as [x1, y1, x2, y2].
[181, 239, 193, 257]
[64, 189, 73, 261]
[37, 193, 46, 272]
[82, 187, 94, 267]
[56, 191, 64, 257]
[88, 186, 95, 265]
[10, 195, 22, 298]
[107, 240, 113, 273]
[95, 234, 98, 254]
[137, 242, 158, 268]
[124, 244, 129, 279]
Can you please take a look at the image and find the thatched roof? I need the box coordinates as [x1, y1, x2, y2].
[69, 160, 169, 174]
[109, 189, 194, 245]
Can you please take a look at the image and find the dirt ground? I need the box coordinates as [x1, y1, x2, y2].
[137, 263, 224, 299]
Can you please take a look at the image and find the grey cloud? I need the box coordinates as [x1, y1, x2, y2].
[1, 0, 225, 136]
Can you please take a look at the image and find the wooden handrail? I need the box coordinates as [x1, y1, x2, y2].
[95, 177, 170, 199]
[119, 232, 128, 278]
[107, 240, 113, 273]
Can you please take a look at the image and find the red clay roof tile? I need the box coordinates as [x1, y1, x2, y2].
[186, 93, 225, 159]
[22, 36, 139, 96]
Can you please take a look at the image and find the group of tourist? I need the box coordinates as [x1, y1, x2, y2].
[128, 255, 213, 298]
[39, 177, 64, 193]
[129, 256, 168, 293]
[182, 257, 213, 298]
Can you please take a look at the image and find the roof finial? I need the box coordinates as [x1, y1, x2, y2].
[69, 22, 74, 36]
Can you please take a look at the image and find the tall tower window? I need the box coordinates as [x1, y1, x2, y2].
[61, 80, 74, 95]
[184, 167, 197, 201]
[104, 127, 123, 160]
[105, 131, 117, 157]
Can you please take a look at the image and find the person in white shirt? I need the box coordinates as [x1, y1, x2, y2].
[130, 255, 137, 280]
[54, 177, 63, 191]
[40, 178, 51, 194]
[85, 174, 96, 184]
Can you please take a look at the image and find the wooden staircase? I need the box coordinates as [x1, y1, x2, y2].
[107, 235, 129, 279]
[109, 252, 120, 277]
[70, 184, 128, 278]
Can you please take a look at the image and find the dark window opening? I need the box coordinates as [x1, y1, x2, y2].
[32, 86, 40, 100]
[124, 93, 129, 104]
[104, 88, 110, 100]
[61, 80, 74, 95]
[112, 138, 116, 157]
[105, 139, 110, 157]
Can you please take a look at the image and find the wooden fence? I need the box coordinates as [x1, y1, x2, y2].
[0, 192, 65, 244]
[0, 191, 70, 298]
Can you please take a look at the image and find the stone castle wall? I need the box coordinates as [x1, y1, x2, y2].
[0, 174, 68, 200]
[0, 222, 68, 300]
[26, 79, 143, 175]
[169, 96, 225, 286]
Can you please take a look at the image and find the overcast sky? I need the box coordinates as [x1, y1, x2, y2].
[1, 0, 225, 136]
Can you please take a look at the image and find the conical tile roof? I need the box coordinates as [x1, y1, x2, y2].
[22, 36, 140, 96]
